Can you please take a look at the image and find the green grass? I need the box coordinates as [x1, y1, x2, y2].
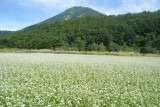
[0, 53, 160, 106]
[0, 48, 159, 57]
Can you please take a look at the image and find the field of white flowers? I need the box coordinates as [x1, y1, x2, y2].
[0, 53, 160, 107]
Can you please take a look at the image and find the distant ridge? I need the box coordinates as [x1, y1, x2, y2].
[0, 30, 13, 37]
[40, 6, 106, 24]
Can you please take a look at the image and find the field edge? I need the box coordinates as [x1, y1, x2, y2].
[0, 48, 159, 57]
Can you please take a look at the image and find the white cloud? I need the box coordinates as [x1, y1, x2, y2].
[15, 0, 85, 10]
[95, 0, 160, 15]
[121, 0, 159, 13]
[14, 0, 160, 15]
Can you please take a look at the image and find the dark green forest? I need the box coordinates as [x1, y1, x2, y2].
[0, 11, 160, 53]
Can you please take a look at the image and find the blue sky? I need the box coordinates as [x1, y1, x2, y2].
[0, 0, 160, 31]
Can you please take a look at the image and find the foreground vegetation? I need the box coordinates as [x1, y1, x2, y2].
[0, 53, 160, 106]
[0, 48, 159, 57]
[0, 11, 160, 53]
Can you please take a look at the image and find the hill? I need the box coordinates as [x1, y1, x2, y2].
[0, 9, 160, 54]
[40, 6, 105, 24]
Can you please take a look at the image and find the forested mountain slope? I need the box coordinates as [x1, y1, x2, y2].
[0, 10, 160, 53]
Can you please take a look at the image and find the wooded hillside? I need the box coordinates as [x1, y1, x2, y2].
[0, 11, 160, 53]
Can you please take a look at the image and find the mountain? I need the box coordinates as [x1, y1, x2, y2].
[0, 10, 160, 53]
[40, 6, 106, 24]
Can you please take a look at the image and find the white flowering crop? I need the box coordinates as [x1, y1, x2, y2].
[0, 53, 160, 106]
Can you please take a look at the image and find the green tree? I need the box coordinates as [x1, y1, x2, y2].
[97, 43, 106, 51]
[73, 37, 86, 51]
[88, 42, 99, 51]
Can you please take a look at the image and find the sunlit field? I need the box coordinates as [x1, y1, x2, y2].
[0, 53, 160, 106]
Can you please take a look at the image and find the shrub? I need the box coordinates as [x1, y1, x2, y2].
[140, 47, 157, 54]
[108, 43, 119, 52]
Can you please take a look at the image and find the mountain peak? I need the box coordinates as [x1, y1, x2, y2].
[68, 6, 83, 9]
[66, 6, 91, 10]
[40, 6, 105, 24]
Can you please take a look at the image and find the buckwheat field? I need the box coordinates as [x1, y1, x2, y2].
[0, 53, 160, 107]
